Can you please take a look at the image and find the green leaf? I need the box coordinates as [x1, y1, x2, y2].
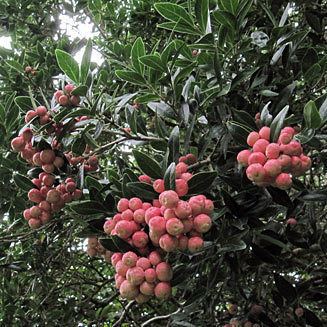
[157, 22, 201, 35]
[218, 0, 239, 14]
[55, 49, 79, 83]
[318, 97, 327, 122]
[164, 163, 176, 191]
[115, 70, 146, 86]
[72, 137, 86, 156]
[303, 100, 322, 129]
[127, 182, 158, 201]
[5, 60, 24, 73]
[227, 121, 252, 145]
[85, 176, 103, 191]
[80, 39, 92, 84]
[260, 90, 279, 97]
[100, 236, 140, 255]
[270, 105, 289, 142]
[154, 2, 195, 27]
[168, 126, 180, 164]
[13, 173, 35, 192]
[131, 37, 146, 74]
[133, 150, 163, 179]
[213, 10, 235, 30]
[195, 0, 209, 33]
[139, 55, 166, 73]
[71, 85, 87, 96]
[188, 171, 217, 194]
[70, 201, 108, 215]
[14, 96, 34, 112]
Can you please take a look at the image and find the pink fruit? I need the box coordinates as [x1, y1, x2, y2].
[65, 182, 76, 193]
[300, 155, 311, 171]
[144, 207, 161, 224]
[64, 84, 75, 93]
[286, 217, 297, 225]
[144, 268, 157, 283]
[21, 128, 33, 142]
[126, 266, 145, 285]
[148, 251, 162, 266]
[193, 214, 212, 233]
[181, 172, 193, 182]
[39, 200, 51, 212]
[11, 137, 25, 152]
[237, 149, 251, 167]
[275, 173, 292, 190]
[116, 260, 129, 277]
[149, 216, 166, 235]
[278, 154, 292, 171]
[152, 199, 161, 208]
[175, 162, 188, 177]
[121, 209, 134, 221]
[290, 156, 302, 172]
[248, 152, 267, 165]
[203, 199, 214, 215]
[70, 95, 80, 106]
[258, 126, 270, 141]
[265, 143, 280, 159]
[153, 179, 165, 193]
[115, 274, 125, 289]
[186, 153, 197, 164]
[72, 189, 82, 200]
[246, 164, 266, 182]
[122, 251, 138, 267]
[25, 110, 37, 123]
[129, 197, 143, 211]
[140, 281, 155, 296]
[40, 211, 51, 224]
[135, 293, 150, 304]
[188, 195, 205, 216]
[104, 220, 116, 234]
[264, 159, 282, 177]
[178, 235, 189, 250]
[156, 262, 173, 282]
[247, 132, 260, 147]
[175, 179, 188, 197]
[30, 206, 41, 218]
[281, 126, 295, 136]
[166, 218, 184, 236]
[42, 164, 55, 173]
[154, 282, 172, 300]
[115, 220, 134, 239]
[28, 189, 44, 203]
[53, 156, 64, 168]
[163, 208, 176, 220]
[159, 234, 178, 252]
[188, 236, 204, 253]
[40, 149, 55, 164]
[117, 198, 129, 212]
[279, 132, 293, 145]
[136, 258, 151, 270]
[111, 253, 122, 267]
[132, 231, 149, 248]
[88, 155, 98, 167]
[42, 174, 55, 187]
[174, 200, 192, 219]
[253, 139, 269, 153]
[138, 174, 151, 184]
[119, 280, 139, 300]
[32, 178, 42, 189]
[35, 106, 47, 116]
[142, 202, 152, 211]
[283, 141, 302, 156]
[54, 90, 63, 101]
[28, 218, 42, 229]
[182, 219, 193, 233]
[295, 307, 304, 317]
[133, 209, 145, 224]
[59, 95, 69, 106]
[23, 209, 31, 220]
[159, 190, 179, 209]
[46, 189, 61, 203]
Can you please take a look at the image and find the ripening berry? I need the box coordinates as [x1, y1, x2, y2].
[11, 136, 25, 152]
[178, 235, 189, 250]
[117, 198, 130, 212]
[279, 132, 293, 145]
[193, 214, 212, 233]
[21, 128, 33, 142]
[42, 163, 55, 174]
[40, 149, 55, 164]
[39, 114, 51, 125]
[182, 219, 193, 233]
[116, 260, 129, 277]
[59, 95, 69, 106]
[28, 189, 44, 203]
[42, 174, 55, 187]
[136, 258, 151, 270]
[148, 251, 162, 266]
[286, 217, 297, 225]
[253, 139, 269, 153]
[145, 207, 161, 224]
[133, 208, 145, 224]
[70, 95, 80, 106]
[65, 181, 76, 193]
[188, 236, 204, 253]
[115, 220, 134, 239]
[28, 218, 42, 229]
[175, 162, 188, 177]
[35, 106, 47, 116]
[275, 173, 292, 190]
[248, 152, 267, 166]
[129, 197, 143, 211]
[142, 202, 152, 211]
[175, 178, 188, 197]
[119, 280, 139, 300]
[166, 218, 184, 236]
[126, 266, 145, 286]
[156, 262, 173, 282]
[300, 155, 311, 171]
[140, 281, 155, 296]
[188, 195, 205, 215]
[64, 84, 75, 94]
[247, 132, 260, 147]
[121, 209, 134, 221]
[291, 156, 302, 173]
[114, 274, 125, 289]
[159, 234, 178, 252]
[104, 219, 116, 234]
[154, 282, 171, 300]
[250, 304, 263, 316]
[122, 251, 138, 267]
[54, 90, 63, 101]
[174, 200, 192, 219]
[181, 172, 193, 182]
[135, 293, 150, 304]
[258, 126, 270, 141]
[278, 154, 292, 171]
[25, 110, 37, 123]
[111, 253, 122, 267]
[29, 206, 41, 218]
[132, 231, 149, 248]
[153, 179, 165, 193]
[266, 143, 280, 159]
[294, 307, 304, 317]
[40, 211, 51, 224]
[46, 189, 61, 203]
[72, 189, 82, 200]
[152, 199, 161, 208]
[149, 216, 166, 235]
[281, 126, 295, 136]
[264, 159, 282, 177]
[203, 199, 214, 215]
[144, 268, 157, 283]
[163, 208, 176, 220]
[186, 153, 197, 164]
[138, 175, 151, 184]
[40, 186, 51, 198]
[237, 149, 251, 167]
[39, 201, 51, 212]
[246, 164, 266, 182]
[282, 141, 302, 156]
[159, 190, 179, 208]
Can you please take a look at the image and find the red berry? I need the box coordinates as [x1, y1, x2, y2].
[247, 132, 260, 147]
[188, 236, 204, 253]
[154, 282, 171, 300]
[159, 190, 179, 209]
[193, 214, 212, 233]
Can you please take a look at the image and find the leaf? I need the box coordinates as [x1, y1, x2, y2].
[168, 126, 180, 164]
[115, 70, 146, 85]
[13, 173, 35, 192]
[157, 22, 201, 35]
[133, 150, 163, 179]
[80, 39, 92, 84]
[72, 137, 86, 156]
[164, 163, 176, 191]
[188, 171, 217, 194]
[131, 37, 146, 74]
[139, 55, 166, 73]
[70, 201, 108, 215]
[85, 176, 103, 191]
[5, 60, 24, 73]
[55, 49, 79, 83]
[260, 90, 279, 97]
[261, 102, 273, 125]
[318, 96, 327, 122]
[154, 3, 194, 27]
[212, 10, 235, 30]
[218, 0, 239, 14]
[303, 308, 323, 327]
[303, 100, 322, 129]
[14, 96, 34, 112]
[71, 85, 88, 96]
[227, 121, 252, 145]
[270, 105, 289, 142]
[195, 0, 209, 33]
[274, 274, 297, 303]
[100, 236, 140, 255]
[127, 182, 158, 201]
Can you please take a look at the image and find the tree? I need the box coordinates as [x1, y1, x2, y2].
[0, 0, 326, 326]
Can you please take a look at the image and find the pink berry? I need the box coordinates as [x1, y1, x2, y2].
[188, 236, 204, 253]
[275, 173, 292, 190]
[28, 189, 44, 203]
[149, 216, 166, 235]
[153, 179, 165, 193]
[35, 106, 47, 116]
[248, 152, 267, 165]
[279, 132, 293, 145]
[156, 262, 173, 282]
[132, 231, 149, 248]
[126, 266, 145, 286]
[111, 253, 122, 267]
[264, 159, 282, 177]
[253, 139, 269, 153]
[46, 189, 61, 203]
[278, 154, 292, 171]
[121, 209, 134, 221]
[266, 143, 280, 159]
[11, 136, 26, 152]
[246, 164, 266, 182]
[129, 197, 143, 211]
[115, 220, 134, 239]
[159, 190, 179, 209]
[247, 132, 260, 147]
[154, 282, 171, 300]
[258, 126, 270, 141]
[117, 198, 129, 212]
[193, 214, 212, 233]
[40, 149, 55, 164]
[237, 149, 251, 167]
[148, 251, 162, 266]
[159, 234, 178, 252]
[144, 207, 161, 224]
[119, 280, 139, 300]
[136, 258, 151, 270]
[181, 172, 193, 182]
[28, 218, 42, 229]
[175, 179, 188, 197]
[174, 200, 192, 219]
[166, 218, 184, 236]
[140, 281, 155, 296]
[116, 260, 129, 277]
[133, 209, 145, 224]
[188, 195, 205, 216]
[178, 235, 189, 250]
[122, 251, 138, 267]
[138, 175, 151, 184]
[203, 199, 214, 215]
[144, 268, 157, 283]
[175, 162, 188, 177]
[286, 217, 297, 225]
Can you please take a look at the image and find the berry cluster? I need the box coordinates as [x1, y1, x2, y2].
[102, 154, 214, 302]
[111, 250, 172, 303]
[65, 151, 99, 172]
[87, 237, 112, 263]
[54, 84, 80, 107]
[237, 126, 311, 189]
[25, 105, 52, 125]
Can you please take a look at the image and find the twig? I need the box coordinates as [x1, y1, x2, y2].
[141, 308, 181, 327]
[112, 300, 135, 327]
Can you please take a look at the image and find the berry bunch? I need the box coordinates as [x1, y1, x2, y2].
[25, 105, 52, 125]
[65, 151, 99, 172]
[111, 250, 172, 303]
[237, 126, 311, 189]
[86, 237, 112, 262]
[54, 84, 80, 107]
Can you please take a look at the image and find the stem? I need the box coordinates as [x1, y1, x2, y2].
[141, 308, 181, 327]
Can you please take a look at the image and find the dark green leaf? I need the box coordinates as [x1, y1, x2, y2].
[139, 55, 166, 73]
[270, 105, 289, 142]
[71, 85, 88, 96]
[164, 162, 176, 191]
[131, 37, 146, 74]
[188, 171, 217, 194]
[13, 173, 35, 192]
[212, 10, 235, 30]
[80, 39, 92, 84]
[70, 201, 108, 215]
[168, 126, 180, 164]
[115, 70, 146, 85]
[195, 0, 209, 33]
[127, 182, 158, 201]
[154, 3, 195, 27]
[55, 49, 79, 83]
[133, 150, 163, 179]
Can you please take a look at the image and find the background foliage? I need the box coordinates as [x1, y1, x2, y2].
[0, 0, 326, 326]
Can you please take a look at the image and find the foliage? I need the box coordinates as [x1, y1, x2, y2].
[0, 0, 326, 326]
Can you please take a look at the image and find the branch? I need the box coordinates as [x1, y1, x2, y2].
[112, 300, 135, 327]
[141, 308, 181, 327]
